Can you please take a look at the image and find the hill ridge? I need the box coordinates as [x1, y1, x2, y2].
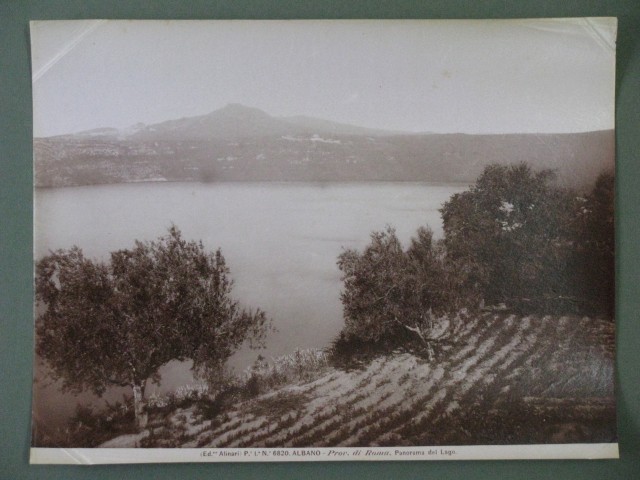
[34, 126, 614, 189]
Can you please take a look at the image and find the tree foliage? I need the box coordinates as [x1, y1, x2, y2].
[338, 227, 407, 345]
[440, 163, 580, 312]
[572, 172, 615, 315]
[336, 163, 614, 359]
[36, 226, 270, 426]
[337, 226, 471, 357]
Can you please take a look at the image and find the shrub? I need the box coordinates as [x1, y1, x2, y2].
[32, 398, 137, 448]
[327, 331, 393, 371]
[241, 348, 330, 396]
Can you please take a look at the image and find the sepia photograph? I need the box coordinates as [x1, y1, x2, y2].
[29, 19, 617, 463]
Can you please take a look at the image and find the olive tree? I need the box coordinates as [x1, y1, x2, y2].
[440, 163, 577, 312]
[337, 227, 468, 359]
[35, 226, 270, 428]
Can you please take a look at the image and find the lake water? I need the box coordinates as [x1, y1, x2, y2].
[33, 181, 466, 427]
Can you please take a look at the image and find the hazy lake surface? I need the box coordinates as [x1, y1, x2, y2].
[33, 181, 466, 426]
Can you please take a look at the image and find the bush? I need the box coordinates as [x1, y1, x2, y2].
[240, 349, 330, 396]
[327, 330, 394, 371]
[32, 398, 137, 448]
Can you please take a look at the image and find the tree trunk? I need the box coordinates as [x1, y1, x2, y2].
[132, 380, 148, 429]
[393, 316, 434, 360]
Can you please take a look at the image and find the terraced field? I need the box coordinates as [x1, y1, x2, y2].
[101, 313, 616, 448]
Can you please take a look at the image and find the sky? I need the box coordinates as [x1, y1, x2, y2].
[30, 18, 617, 137]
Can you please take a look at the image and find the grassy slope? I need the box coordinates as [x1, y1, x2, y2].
[101, 313, 616, 448]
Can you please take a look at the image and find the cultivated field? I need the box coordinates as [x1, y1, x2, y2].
[100, 313, 616, 448]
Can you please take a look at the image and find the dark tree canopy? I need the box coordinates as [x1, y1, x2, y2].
[440, 163, 580, 312]
[335, 163, 614, 360]
[573, 172, 615, 315]
[36, 226, 270, 426]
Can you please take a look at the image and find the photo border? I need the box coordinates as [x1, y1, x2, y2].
[2, 1, 640, 479]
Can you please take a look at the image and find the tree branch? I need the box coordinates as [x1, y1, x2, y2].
[393, 316, 427, 344]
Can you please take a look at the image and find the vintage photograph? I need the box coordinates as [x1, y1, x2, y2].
[30, 19, 617, 462]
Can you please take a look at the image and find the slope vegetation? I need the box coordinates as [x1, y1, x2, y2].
[101, 313, 615, 448]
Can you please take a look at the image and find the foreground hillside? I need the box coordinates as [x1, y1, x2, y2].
[100, 313, 615, 448]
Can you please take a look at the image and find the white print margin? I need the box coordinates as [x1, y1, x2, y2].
[30, 443, 619, 464]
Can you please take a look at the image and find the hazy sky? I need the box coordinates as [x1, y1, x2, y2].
[31, 19, 616, 137]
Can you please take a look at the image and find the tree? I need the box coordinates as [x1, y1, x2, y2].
[337, 227, 408, 345]
[572, 172, 615, 316]
[337, 227, 467, 359]
[35, 226, 271, 428]
[440, 163, 577, 312]
[335, 164, 614, 364]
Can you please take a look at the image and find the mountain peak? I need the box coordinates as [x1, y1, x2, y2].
[213, 103, 270, 117]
